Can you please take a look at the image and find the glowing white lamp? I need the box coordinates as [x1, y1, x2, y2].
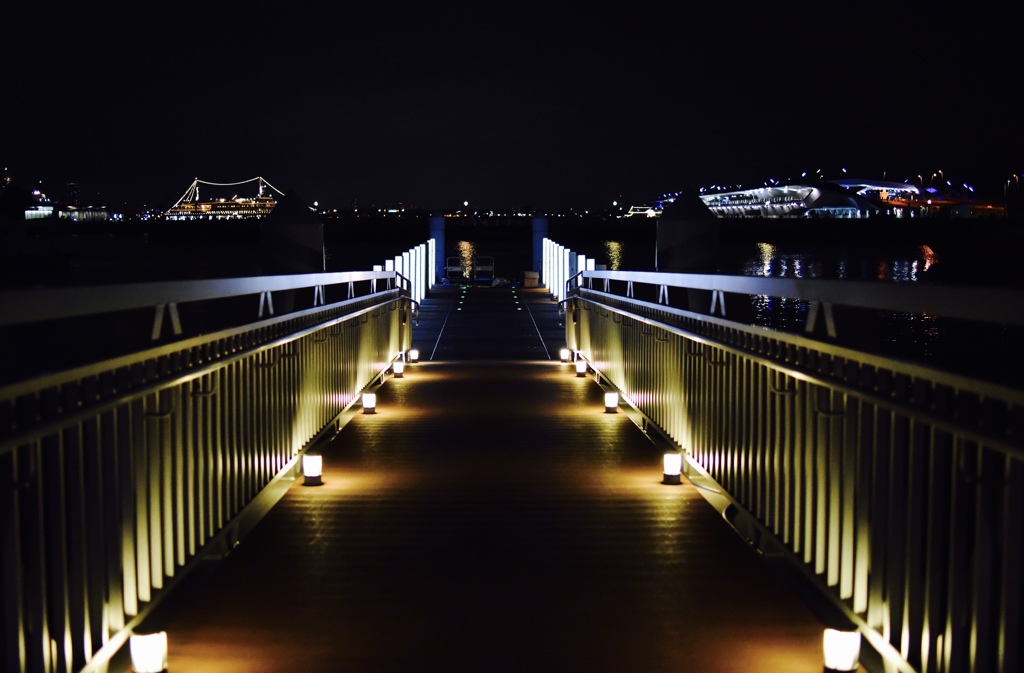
[823, 629, 861, 671]
[129, 632, 167, 673]
[662, 452, 683, 485]
[604, 392, 619, 413]
[575, 359, 587, 377]
[302, 453, 323, 486]
[393, 361, 405, 378]
[362, 392, 377, 414]
[559, 348, 571, 362]
[408, 348, 420, 363]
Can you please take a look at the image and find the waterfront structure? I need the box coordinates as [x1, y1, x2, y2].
[20, 186, 111, 222]
[25, 204, 110, 222]
[164, 176, 282, 220]
[698, 181, 891, 218]
[695, 178, 1006, 219]
[3, 225, 1023, 672]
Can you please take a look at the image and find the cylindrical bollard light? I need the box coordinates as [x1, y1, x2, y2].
[129, 632, 168, 673]
[823, 629, 861, 672]
[662, 452, 682, 485]
[302, 453, 323, 486]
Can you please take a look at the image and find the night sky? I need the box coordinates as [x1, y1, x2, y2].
[2, 4, 1020, 211]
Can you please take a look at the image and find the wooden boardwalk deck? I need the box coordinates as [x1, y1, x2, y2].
[131, 284, 832, 672]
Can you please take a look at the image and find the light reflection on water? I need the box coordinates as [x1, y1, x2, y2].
[456, 240, 475, 278]
[740, 243, 940, 283]
[742, 242, 950, 369]
[604, 241, 624, 270]
[749, 242, 810, 331]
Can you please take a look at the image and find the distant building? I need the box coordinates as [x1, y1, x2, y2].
[698, 182, 888, 218]
[22, 187, 111, 222]
[24, 204, 111, 221]
[695, 179, 1004, 219]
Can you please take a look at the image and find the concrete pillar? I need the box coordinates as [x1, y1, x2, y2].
[655, 196, 719, 273]
[531, 216, 548, 275]
[429, 214, 445, 284]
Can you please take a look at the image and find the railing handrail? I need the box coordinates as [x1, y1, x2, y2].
[574, 269, 1024, 327]
[575, 289, 1024, 458]
[565, 270, 584, 300]
[566, 283, 1024, 673]
[0, 291, 404, 438]
[0, 269, 404, 327]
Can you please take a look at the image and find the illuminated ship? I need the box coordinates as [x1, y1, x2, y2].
[164, 177, 283, 220]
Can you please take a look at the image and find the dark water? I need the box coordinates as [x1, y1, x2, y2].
[4, 212, 1021, 387]
[471, 213, 1024, 389]
[712, 220, 1024, 388]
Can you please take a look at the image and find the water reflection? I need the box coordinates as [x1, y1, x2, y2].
[879, 311, 941, 361]
[741, 242, 940, 283]
[751, 295, 809, 333]
[742, 241, 951, 371]
[604, 241, 624, 270]
[456, 240, 475, 279]
[750, 242, 810, 331]
[756, 242, 775, 277]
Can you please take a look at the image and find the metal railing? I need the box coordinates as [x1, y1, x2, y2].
[559, 264, 1024, 673]
[0, 259, 426, 672]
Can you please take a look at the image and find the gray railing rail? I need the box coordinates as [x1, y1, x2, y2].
[567, 269, 1024, 327]
[0, 270, 409, 328]
[564, 268, 1024, 673]
[0, 267, 418, 673]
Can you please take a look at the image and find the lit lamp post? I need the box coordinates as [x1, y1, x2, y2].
[559, 348, 571, 362]
[393, 361, 405, 378]
[408, 348, 420, 363]
[362, 392, 377, 414]
[662, 452, 683, 485]
[129, 632, 168, 673]
[604, 392, 619, 413]
[823, 628, 861, 672]
[575, 359, 588, 377]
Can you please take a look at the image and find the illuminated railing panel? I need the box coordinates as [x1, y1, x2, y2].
[556, 261, 1024, 673]
[0, 256, 427, 673]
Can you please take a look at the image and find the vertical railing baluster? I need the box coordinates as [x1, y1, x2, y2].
[173, 385, 186, 571]
[904, 421, 927, 668]
[971, 447, 1001, 673]
[25, 439, 50, 673]
[997, 457, 1023, 673]
[1, 445, 26, 673]
[42, 431, 71, 672]
[852, 399, 871, 615]
[64, 423, 89, 669]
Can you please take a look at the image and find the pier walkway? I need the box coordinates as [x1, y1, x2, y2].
[137, 284, 831, 672]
